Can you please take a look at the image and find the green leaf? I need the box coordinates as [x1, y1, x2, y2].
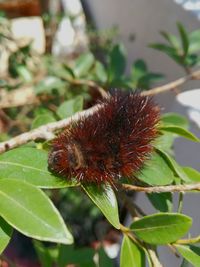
[177, 22, 189, 57]
[58, 245, 95, 267]
[35, 76, 65, 95]
[156, 148, 190, 183]
[56, 95, 83, 119]
[74, 53, 95, 77]
[137, 151, 175, 185]
[160, 31, 180, 50]
[131, 213, 192, 245]
[120, 235, 145, 267]
[0, 147, 76, 188]
[98, 247, 114, 267]
[160, 125, 199, 142]
[94, 61, 107, 83]
[17, 65, 32, 82]
[0, 217, 13, 254]
[33, 240, 58, 267]
[189, 30, 200, 53]
[176, 245, 200, 267]
[108, 44, 126, 81]
[82, 184, 120, 229]
[147, 192, 172, 212]
[161, 113, 189, 129]
[31, 114, 56, 129]
[0, 179, 73, 244]
[182, 167, 200, 183]
[131, 59, 147, 80]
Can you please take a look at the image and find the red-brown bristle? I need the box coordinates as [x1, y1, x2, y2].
[48, 90, 160, 185]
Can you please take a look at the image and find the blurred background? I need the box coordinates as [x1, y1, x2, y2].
[1, 0, 200, 266]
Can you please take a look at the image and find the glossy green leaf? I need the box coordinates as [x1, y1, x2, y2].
[0, 147, 76, 188]
[82, 184, 120, 229]
[147, 192, 172, 212]
[35, 76, 65, 95]
[108, 44, 126, 81]
[176, 245, 200, 267]
[131, 213, 192, 245]
[31, 114, 56, 129]
[0, 179, 73, 244]
[160, 125, 199, 142]
[177, 22, 189, 56]
[156, 148, 190, 183]
[74, 53, 94, 77]
[56, 95, 83, 119]
[161, 113, 189, 128]
[120, 235, 145, 267]
[137, 151, 175, 185]
[0, 217, 13, 254]
[183, 167, 200, 183]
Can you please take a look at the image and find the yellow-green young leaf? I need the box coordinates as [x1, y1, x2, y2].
[137, 151, 175, 185]
[0, 217, 13, 254]
[176, 245, 200, 267]
[56, 95, 83, 119]
[160, 125, 199, 142]
[183, 167, 200, 183]
[0, 147, 76, 188]
[131, 213, 192, 245]
[82, 184, 120, 229]
[177, 22, 189, 56]
[120, 235, 145, 267]
[156, 148, 190, 183]
[0, 179, 73, 244]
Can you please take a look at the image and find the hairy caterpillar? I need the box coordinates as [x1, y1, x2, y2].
[48, 90, 160, 185]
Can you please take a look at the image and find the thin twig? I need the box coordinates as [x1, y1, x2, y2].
[175, 235, 200, 245]
[142, 69, 200, 96]
[0, 103, 101, 154]
[123, 183, 200, 193]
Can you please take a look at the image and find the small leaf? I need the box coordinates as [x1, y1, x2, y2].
[0, 217, 13, 254]
[0, 179, 73, 244]
[17, 65, 32, 82]
[147, 192, 172, 212]
[176, 245, 200, 267]
[177, 22, 189, 57]
[35, 76, 65, 95]
[183, 167, 200, 183]
[189, 30, 200, 53]
[161, 113, 189, 128]
[160, 31, 180, 50]
[137, 151, 175, 185]
[31, 114, 56, 129]
[0, 147, 76, 188]
[94, 61, 107, 83]
[82, 184, 120, 229]
[156, 148, 190, 183]
[108, 44, 126, 81]
[120, 235, 145, 267]
[131, 213, 192, 245]
[56, 95, 83, 119]
[73, 53, 95, 77]
[160, 125, 199, 142]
